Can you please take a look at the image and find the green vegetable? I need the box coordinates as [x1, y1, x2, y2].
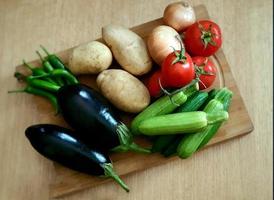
[10, 46, 79, 113]
[40, 45, 68, 70]
[152, 91, 209, 153]
[177, 88, 233, 158]
[26, 78, 60, 93]
[36, 50, 64, 86]
[198, 93, 232, 149]
[199, 88, 219, 110]
[22, 60, 57, 85]
[45, 69, 79, 85]
[8, 85, 58, 112]
[161, 136, 182, 157]
[131, 81, 199, 135]
[138, 110, 229, 136]
[151, 135, 177, 153]
[21, 69, 79, 93]
[175, 91, 208, 113]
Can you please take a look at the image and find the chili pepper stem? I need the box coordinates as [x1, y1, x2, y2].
[102, 163, 129, 192]
[8, 89, 26, 93]
[22, 60, 34, 71]
[36, 50, 45, 62]
[40, 45, 51, 56]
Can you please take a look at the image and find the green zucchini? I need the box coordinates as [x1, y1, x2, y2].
[162, 136, 182, 157]
[197, 95, 232, 149]
[138, 111, 229, 136]
[151, 135, 177, 153]
[176, 91, 209, 113]
[199, 88, 219, 110]
[131, 81, 198, 135]
[152, 91, 209, 153]
[177, 88, 233, 158]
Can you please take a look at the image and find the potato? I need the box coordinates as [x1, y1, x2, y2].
[68, 41, 112, 75]
[97, 69, 150, 113]
[102, 24, 152, 76]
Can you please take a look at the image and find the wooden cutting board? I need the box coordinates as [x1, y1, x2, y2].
[15, 4, 253, 199]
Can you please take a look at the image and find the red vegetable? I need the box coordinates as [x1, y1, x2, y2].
[183, 20, 222, 56]
[192, 56, 217, 90]
[146, 70, 166, 98]
[161, 44, 195, 88]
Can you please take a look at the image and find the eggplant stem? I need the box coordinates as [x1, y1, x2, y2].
[102, 163, 129, 192]
[113, 123, 151, 154]
[128, 142, 151, 154]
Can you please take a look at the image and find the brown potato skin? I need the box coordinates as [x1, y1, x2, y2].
[102, 24, 152, 76]
[68, 41, 112, 75]
[96, 69, 150, 113]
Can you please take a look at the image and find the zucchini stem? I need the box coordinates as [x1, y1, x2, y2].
[206, 111, 229, 124]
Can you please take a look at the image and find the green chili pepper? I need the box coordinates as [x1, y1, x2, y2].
[22, 60, 57, 85]
[13, 71, 60, 94]
[40, 45, 67, 70]
[36, 51, 64, 86]
[48, 69, 78, 85]
[26, 77, 60, 93]
[8, 85, 59, 112]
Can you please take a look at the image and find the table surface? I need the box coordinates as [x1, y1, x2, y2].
[0, 0, 272, 200]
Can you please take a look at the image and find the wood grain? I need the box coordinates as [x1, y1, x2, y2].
[0, 1, 272, 200]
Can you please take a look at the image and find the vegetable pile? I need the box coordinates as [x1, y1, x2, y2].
[10, 1, 233, 192]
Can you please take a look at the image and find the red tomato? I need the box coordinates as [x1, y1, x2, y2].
[183, 20, 222, 57]
[146, 70, 167, 98]
[192, 56, 217, 90]
[161, 50, 195, 88]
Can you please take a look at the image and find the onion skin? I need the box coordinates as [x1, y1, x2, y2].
[147, 25, 182, 65]
[163, 2, 196, 32]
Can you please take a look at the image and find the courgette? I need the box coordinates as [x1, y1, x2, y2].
[162, 136, 182, 157]
[176, 91, 209, 113]
[199, 88, 219, 110]
[177, 88, 233, 158]
[131, 81, 199, 135]
[152, 91, 209, 153]
[197, 94, 232, 149]
[138, 111, 229, 136]
[151, 135, 177, 153]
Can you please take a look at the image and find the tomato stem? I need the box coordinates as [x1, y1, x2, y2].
[172, 35, 187, 65]
[158, 78, 180, 106]
[198, 22, 217, 48]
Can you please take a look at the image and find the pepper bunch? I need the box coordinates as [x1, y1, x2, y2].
[9, 46, 78, 112]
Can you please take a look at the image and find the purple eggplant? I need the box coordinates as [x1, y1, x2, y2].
[25, 124, 129, 192]
[57, 84, 150, 153]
